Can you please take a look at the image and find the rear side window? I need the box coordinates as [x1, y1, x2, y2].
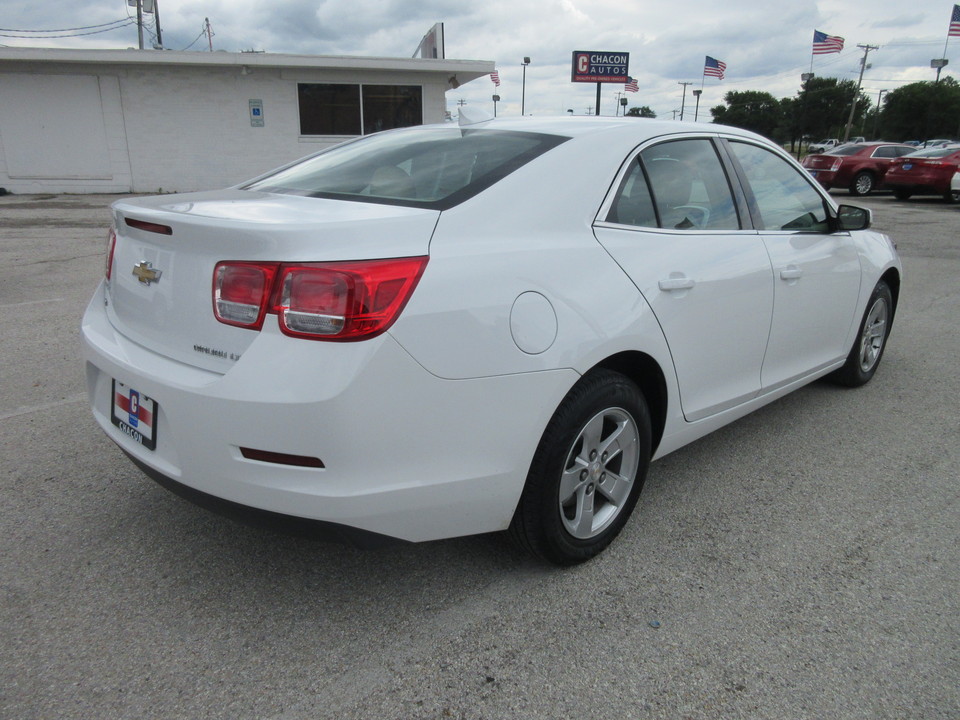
[871, 145, 911, 158]
[244, 127, 567, 210]
[606, 138, 740, 230]
[728, 141, 829, 232]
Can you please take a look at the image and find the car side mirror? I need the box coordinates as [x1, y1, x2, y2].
[836, 204, 871, 231]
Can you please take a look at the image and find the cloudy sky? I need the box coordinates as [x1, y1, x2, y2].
[2, 0, 959, 119]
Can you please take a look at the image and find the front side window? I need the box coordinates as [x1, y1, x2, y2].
[729, 141, 829, 232]
[606, 138, 740, 230]
[244, 127, 567, 209]
[298, 83, 423, 136]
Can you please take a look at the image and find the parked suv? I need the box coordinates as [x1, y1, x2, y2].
[802, 142, 916, 195]
[883, 145, 960, 201]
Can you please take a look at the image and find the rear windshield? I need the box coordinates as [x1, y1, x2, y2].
[905, 146, 960, 159]
[826, 144, 867, 156]
[243, 127, 568, 210]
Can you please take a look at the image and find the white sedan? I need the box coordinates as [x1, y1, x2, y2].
[82, 115, 901, 565]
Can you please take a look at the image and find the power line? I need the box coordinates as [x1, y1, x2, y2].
[179, 28, 207, 51]
[0, 18, 132, 33]
[0, 21, 136, 39]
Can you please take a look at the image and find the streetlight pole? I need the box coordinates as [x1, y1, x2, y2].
[692, 89, 702, 122]
[678, 81, 692, 121]
[873, 89, 887, 139]
[521, 57, 531, 115]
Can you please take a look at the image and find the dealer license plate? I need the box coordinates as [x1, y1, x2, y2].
[808, 170, 818, 177]
[903, 163, 913, 170]
[111, 380, 158, 451]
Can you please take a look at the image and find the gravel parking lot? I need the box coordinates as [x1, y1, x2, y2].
[1, 191, 958, 720]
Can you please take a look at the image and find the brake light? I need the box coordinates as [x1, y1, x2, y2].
[831, 160, 842, 171]
[105, 227, 117, 281]
[212, 257, 428, 341]
[213, 262, 278, 329]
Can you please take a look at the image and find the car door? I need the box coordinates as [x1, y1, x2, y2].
[725, 140, 862, 390]
[593, 137, 774, 422]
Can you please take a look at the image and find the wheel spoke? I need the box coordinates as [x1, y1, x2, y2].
[580, 413, 605, 454]
[572, 486, 596, 537]
[558, 462, 586, 505]
[598, 419, 630, 459]
[867, 318, 886, 341]
[597, 471, 630, 506]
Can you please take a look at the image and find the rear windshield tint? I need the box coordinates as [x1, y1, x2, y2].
[243, 127, 568, 210]
[826, 145, 866, 156]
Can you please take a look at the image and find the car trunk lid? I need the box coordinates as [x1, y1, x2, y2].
[106, 189, 439, 372]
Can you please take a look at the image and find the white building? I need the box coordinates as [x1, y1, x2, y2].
[0, 47, 493, 194]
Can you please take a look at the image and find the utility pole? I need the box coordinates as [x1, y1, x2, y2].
[205, 17, 214, 51]
[678, 81, 693, 121]
[153, 0, 163, 48]
[844, 44, 878, 141]
[136, 0, 144, 49]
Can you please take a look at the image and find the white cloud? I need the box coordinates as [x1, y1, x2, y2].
[2, 0, 957, 119]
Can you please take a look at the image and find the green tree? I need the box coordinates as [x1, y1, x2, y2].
[626, 106, 656, 118]
[880, 78, 960, 141]
[709, 90, 782, 139]
[793, 77, 869, 142]
[778, 97, 802, 150]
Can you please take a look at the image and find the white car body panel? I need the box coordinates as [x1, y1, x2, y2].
[81, 117, 902, 546]
[759, 230, 862, 390]
[594, 224, 773, 421]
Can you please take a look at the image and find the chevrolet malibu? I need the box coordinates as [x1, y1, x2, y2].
[82, 116, 901, 565]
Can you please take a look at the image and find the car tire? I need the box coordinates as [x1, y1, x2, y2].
[893, 188, 913, 201]
[829, 281, 893, 387]
[945, 187, 959, 204]
[850, 171, 875, 196]
[509, 369, 651, 565]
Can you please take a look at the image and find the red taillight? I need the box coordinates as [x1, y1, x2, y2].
[212, 257, 428, 341]
[105, 227, 117, 281]
[277, 257, 428, 340]
[213, 262, 279, 329]
[830, 160, 842, 171]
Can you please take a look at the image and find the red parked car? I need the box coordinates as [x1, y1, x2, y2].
[802, 142, 915, 196]
[883, 145, 960, 201]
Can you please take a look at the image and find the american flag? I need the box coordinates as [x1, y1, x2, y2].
[813, 30, 845, 54]
[625, 76, 639, 92]
[950, 4, 960, 37]
[490, 70, 500, 87]
[704, 56, 726, 80]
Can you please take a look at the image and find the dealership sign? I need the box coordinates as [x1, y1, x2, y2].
[571, 51, 630, 83]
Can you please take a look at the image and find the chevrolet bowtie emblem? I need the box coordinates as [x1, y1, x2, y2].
[132, 261, 162, 285]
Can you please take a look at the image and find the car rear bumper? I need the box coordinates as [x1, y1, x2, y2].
[82, 282, 577, 543]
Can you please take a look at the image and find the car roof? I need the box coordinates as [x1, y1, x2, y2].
[446, 115, 769, 145]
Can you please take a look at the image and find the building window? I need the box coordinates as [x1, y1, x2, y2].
[297, 83, 423, 136]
